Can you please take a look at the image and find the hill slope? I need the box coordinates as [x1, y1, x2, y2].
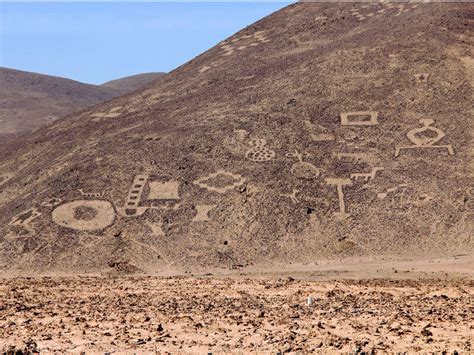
[101, 72, 165, 94]
[0, 2, 472, 274]
[0, 68, 164, 137]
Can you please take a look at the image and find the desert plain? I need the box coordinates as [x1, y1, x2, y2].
[2, 255, 473, 353]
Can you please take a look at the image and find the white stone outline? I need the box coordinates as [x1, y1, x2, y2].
[193, 170, 246, 194]
[51, 200, 116, 231]
[192, 204, 217, 222]
[350, 167, 384, 182]
[341, 111, 379, 126]
[395, 119, 454, 157]
[325, 178, 353, 219]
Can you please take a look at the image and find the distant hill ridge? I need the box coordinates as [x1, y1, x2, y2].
[0, 67, 164, 137]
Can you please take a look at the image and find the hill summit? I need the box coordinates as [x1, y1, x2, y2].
[100, 72, 165, 94]
[0, 2, 472, 273]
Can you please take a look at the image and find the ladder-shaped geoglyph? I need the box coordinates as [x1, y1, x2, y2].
[117, 175, 180, 217]
[49, 174, 182, 231]
[47, 167, 248, 231]
[350, 167, 384, 183]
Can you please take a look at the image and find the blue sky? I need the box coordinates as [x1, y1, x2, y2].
[0, 2, 291, 84]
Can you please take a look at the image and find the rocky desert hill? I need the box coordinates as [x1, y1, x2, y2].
[0, 68, 164, 139]
[101, 72, 165, 94]
[0, 2, 472, 274]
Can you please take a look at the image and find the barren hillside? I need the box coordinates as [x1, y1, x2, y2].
[0, 2, 472, 274]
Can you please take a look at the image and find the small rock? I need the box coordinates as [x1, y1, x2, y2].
[390, 322, 401, 331]
[421, 328, 433, 337]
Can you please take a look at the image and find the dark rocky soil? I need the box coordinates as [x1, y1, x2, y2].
[1, 276, 472, 352]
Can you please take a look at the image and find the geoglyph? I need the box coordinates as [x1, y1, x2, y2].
[281, 189, 300, 204]
[91, 106, 123, 122]
[193, 204, 217, 222]
[52, 200, 116, 231]
[286, 150, 320, 179]
[148, 181, 180, 200]
[50, 175, 183, 231]
[199, 30, 271, 73]
[325, 178, 353, 219]
[0, 173, 13, 188]
[414, 73, 429, 83]
[193, 170, 246, 194]
[10, 208, 42, 227]
[395, 119, 454, 157]
[245, 138, 275, 162]
[350, 167, 384, 182]
[340, 111, 379, 126]
[350, 2, 419, 21]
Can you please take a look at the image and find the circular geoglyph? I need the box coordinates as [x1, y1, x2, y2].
[52, 200, 115, 231]
[291, 161, 320, 179]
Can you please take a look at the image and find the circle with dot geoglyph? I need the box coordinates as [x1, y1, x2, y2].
[52, 200, 116, 231]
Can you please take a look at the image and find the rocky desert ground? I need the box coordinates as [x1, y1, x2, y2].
[1, 255, 473, 353]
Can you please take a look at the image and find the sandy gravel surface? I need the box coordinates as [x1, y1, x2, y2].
[1, 276, 473, 353]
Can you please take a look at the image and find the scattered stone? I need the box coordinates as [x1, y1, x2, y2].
[421, 328, 433, 337]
